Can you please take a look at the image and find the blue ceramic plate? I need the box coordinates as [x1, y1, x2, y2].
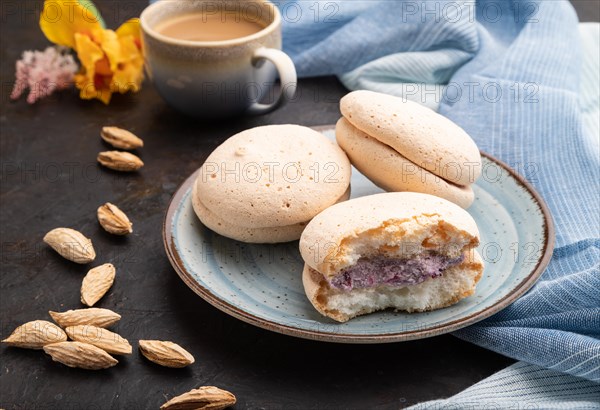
[163, 126, 554, 343]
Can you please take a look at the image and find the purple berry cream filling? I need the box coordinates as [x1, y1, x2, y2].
[330, 253, 465, 291]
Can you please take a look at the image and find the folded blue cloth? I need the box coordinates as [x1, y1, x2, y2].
[282, 0, 600, 402]
[408, 361, 600, 409]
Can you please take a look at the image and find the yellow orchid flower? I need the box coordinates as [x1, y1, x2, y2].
[40, 1, 143, 104]
[40, 0, 104, 49]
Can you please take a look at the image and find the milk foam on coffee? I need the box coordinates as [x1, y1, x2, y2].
[155, 13, 265, 42]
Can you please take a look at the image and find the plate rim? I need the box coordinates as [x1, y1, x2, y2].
[163, 134, 555, 343]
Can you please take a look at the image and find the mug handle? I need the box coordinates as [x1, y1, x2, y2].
[247, 47, 297, 115]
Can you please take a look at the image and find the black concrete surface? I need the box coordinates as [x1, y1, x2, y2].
[1, 1, 595, 409]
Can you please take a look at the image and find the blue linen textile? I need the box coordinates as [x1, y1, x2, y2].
[280, 0, 600, 393]
[407, 361, 600, 409]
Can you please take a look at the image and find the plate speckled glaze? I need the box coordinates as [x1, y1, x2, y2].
[163, 126, 554, 343]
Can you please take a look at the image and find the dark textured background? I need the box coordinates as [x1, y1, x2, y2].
[1, 1, 597, 409]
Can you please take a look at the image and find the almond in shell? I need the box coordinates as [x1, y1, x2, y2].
[81, 263, 116, 306]
[139, 340, 195, 368]
[97, 151, 144, 172]
[2, 320, 67, 349]
[160, 386, 236, 410]
[43, 341, 118, 370]
[97, 202, 133, 235]
[101, 126, 144, 150]
[43, 227, 96, 264]
[49, 308, 121, 328]
[65, 325, 132, 355]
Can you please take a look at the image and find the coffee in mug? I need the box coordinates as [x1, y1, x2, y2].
[155, 13, 265, 42]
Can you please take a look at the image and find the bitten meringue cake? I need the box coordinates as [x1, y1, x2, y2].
[299, 192, 484, 322]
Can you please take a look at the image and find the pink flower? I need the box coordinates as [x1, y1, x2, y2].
[11, 46, 78, 104]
